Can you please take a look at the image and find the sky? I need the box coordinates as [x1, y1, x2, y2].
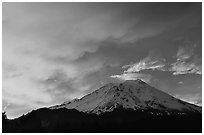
[2, 2, 202, 118]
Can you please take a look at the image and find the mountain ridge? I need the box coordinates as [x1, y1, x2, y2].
[50, 79, 201, 114]
[3, 79, 202, 133]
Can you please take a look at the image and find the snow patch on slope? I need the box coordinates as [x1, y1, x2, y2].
[50, 80, 201, 114]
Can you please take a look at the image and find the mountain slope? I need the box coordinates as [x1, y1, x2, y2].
[3, 79, 202, 133]
[50, 79, 201, 114]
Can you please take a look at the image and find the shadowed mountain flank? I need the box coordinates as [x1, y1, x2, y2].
[3, 80, 202, 133]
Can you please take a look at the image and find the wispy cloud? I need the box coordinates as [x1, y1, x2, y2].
[123, 56, 166, 73]
[176, 44, 195, 61]
[3, 3, 170, 115]
[171, 60, 201, 75]
[110, 50, 166, 83]
[111, 41, 202, 84]
[110, 72, 152, 83]
[3, 3, 201, 118]
[170, 44, 201, 75]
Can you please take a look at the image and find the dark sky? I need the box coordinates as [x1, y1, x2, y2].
[3, 2, 202, 118]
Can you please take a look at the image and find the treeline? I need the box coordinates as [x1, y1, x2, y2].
[2, 108, 202, 133]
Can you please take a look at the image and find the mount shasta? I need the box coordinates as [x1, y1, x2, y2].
[3, 79, 202, 133]
[50, 79, 201, 114]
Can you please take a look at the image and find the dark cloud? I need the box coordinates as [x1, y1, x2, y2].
[3, 2, 202, 118]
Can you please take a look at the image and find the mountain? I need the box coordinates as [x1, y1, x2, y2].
[3, 79, 202, 133]
[50, 79, 201, 115]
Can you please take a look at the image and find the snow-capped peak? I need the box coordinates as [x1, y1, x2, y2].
[50, 79, 201, 114]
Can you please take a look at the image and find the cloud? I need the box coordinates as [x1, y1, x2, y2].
[111, 50, 167, 83]
[123, 57, 166, 73]
[3, 3, 147, 62]
[3, 3, 169, 112]
[178, 81, 184, 85]
[2, 62, 23, 79]
[120, 43, 202, 77]
[171, 60, 201, 75]
[176, 44, 195, 61]
[111, 50, 166, 83]
[110, 72, 152, 83]
[110, 51, 162, 83]
[2, 101, 35, 119]
[170, 44, 202, 75]
[123, 50, 166, 73]
[2, 57, 108, 118]
[111, 42, 202, 84]
[3, 3, 201, 118]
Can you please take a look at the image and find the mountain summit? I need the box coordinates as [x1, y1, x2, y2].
[50, 79, 201, 114]
[4, 79, 202, 133]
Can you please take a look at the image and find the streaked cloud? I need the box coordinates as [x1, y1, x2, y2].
[2, 3, 202, 118]
[3, 3, 171, 115]
[119, 42, 202, 78]
[171, 60, 201, 75]
[111, 50, 167, 83]
[170, 44, 202, 75]
[176, 44, 195, 61]
[111, 41, 202, 85]
[110, 72, 152, 83]
[123, 53, 166, 73]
